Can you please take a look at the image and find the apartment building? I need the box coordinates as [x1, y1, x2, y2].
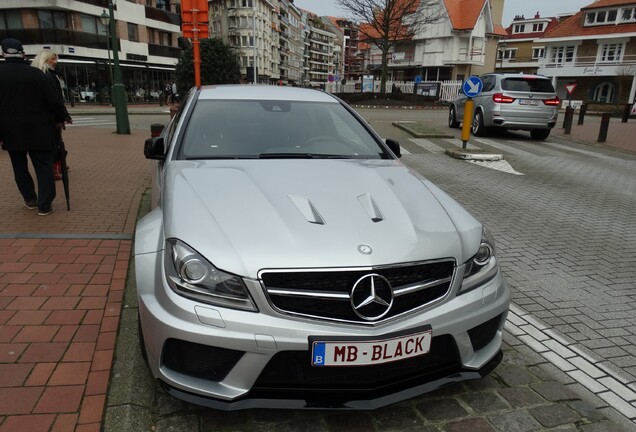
[359, 0, 506, 83]
[536, 0, 636, 104]
[0, 0, 181, 103]
[497, 13, 561, 73]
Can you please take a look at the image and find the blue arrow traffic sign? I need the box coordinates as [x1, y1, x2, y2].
[462, 76, 483, 98]
[414, 76, 422, 84]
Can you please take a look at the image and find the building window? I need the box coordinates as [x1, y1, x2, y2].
[128, 23, 139, 42]
[497, 49, 516, 61]
[532, 23, 544, 32]
[598, 43, 624, 62]
[532, 47, 545, 59]
[622, 7, 636, 22]
[0, 10, 23, 29]
[513, 24, 525, 33]
[240, 0, 253, 7]
[81, 14, 107, 35]
[585, 9, 618, 25]
[38, 10, 68, 29]
[593, 82, 615, 103]
[156, 0, 170, 11]
[549, 46, 575, 64]
[160, 32, 171, 46]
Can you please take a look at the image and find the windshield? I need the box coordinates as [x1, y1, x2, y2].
[502, 78, 555, 93]
[177, 99, 387, 160]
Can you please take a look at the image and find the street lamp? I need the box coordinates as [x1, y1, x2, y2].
[499, 41, 507, 70]
[99, 10, 114, 104]
[103, 0, 130, 134]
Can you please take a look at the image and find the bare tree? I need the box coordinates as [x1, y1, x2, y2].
[336, 0, 442, 93]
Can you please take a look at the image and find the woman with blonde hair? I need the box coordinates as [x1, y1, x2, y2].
[32, 49, 72, 180]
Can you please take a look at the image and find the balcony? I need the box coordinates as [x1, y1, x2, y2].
[145, 6, 180, 26]
[537, 54, 636, 77]
[0, 28, 116, 51]
[148, 44, 180, 59]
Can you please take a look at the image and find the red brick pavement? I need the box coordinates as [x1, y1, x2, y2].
[0, 126, 151, 432]
[551, 111, 636, 154]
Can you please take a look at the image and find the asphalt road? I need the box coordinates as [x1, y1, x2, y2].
[101, 108, 636, 431]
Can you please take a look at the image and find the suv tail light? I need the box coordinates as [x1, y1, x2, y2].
[543, 97, 561, 106]
[493, 93, 515, 104]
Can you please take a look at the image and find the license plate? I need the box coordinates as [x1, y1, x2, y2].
[519, 99, 538, 106]
[310, 327, 432, 367]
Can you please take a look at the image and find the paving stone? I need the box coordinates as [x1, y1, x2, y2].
[372, 405, 425, 430]
[530, 382, 580, 402]
[579, 421, 633, 432]
[487, 410, 542, 432]
[416, 398, 468, 421]
[442, 418, 495, 432]
[528, 403, 581, 427]
[324, 412, 374, 432]
[460, 392, 510, 414]
[497, 387, 544, 408]
[495, 365, 534, 387]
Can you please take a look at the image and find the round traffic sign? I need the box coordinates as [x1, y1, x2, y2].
[462, 76, 483, 98]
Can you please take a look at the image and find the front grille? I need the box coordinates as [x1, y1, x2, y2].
[249, 334, 460, 403]
[261, 260, 455, 323]
[162, 339, 244, 381]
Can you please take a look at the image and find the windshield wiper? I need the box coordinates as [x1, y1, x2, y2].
[258, 153, 315, 159]
[258, 153, 356, 159]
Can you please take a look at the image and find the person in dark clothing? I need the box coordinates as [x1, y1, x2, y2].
[32, 49, 73, 180]
[0, 38, 68, 215]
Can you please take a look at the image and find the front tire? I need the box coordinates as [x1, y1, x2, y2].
[472, 110, 488, 137]
[449, 105, 460, 128]
[530, 129, 551, 140]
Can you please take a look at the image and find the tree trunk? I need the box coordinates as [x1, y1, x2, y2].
[380, 46, 390, 94]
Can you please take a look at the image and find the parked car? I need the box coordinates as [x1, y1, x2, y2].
[449, 73, 560, 140]
[136, 85, 510, 410]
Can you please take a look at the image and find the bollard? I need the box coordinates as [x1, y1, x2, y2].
[577, 104, 587, 125]
[563, 106, 574, 134]
[621, 103, 631, 123]
[150, 123, 165, 138]
[597, 113, 611, 143]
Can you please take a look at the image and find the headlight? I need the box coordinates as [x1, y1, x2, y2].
[164, 238, 257, 311]
[458, 227, 499, 295]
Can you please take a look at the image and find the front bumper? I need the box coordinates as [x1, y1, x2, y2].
[135, 250, 510, 410]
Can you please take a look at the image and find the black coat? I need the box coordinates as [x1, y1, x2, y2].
[0, 57, 67, 152]
[46, 69, 72, 123]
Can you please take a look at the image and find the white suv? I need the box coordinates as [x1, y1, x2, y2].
[449, 73, 560, 140]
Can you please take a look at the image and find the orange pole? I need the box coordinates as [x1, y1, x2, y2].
[193, 35, 201, 88]
[461, 99, 474, 149]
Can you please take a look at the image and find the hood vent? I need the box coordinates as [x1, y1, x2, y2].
[288, 195, 325, 225]
[357, 193, 384, 223]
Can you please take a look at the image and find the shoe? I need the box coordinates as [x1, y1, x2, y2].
[24, 200, 38, 210]
[38, 207, 55, 216]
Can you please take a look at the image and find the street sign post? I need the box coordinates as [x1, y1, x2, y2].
[181, 0, 209, 88]
[461, 76, 483, 149]
[565, 83, 577, 108]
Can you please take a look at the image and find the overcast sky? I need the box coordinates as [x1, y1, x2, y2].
[291, 0, 592, 26]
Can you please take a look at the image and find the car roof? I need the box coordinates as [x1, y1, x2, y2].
[197, 84, 339, 102]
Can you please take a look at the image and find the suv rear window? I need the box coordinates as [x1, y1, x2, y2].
[502, 78, 555, 93]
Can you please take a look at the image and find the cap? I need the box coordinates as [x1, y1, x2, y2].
[1, 38, 24, 57]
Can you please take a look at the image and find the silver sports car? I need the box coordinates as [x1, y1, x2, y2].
[135, 85, 510, 410]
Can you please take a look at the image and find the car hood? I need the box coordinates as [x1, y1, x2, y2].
[161, 159, 482, 277]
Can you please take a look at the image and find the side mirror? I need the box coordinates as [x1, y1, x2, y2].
[385, 139, 401, 158]
[144, 137, 165, 160]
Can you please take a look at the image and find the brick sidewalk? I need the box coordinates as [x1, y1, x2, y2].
[0, 127, 150, 432]
[551, 111, 636, 154]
